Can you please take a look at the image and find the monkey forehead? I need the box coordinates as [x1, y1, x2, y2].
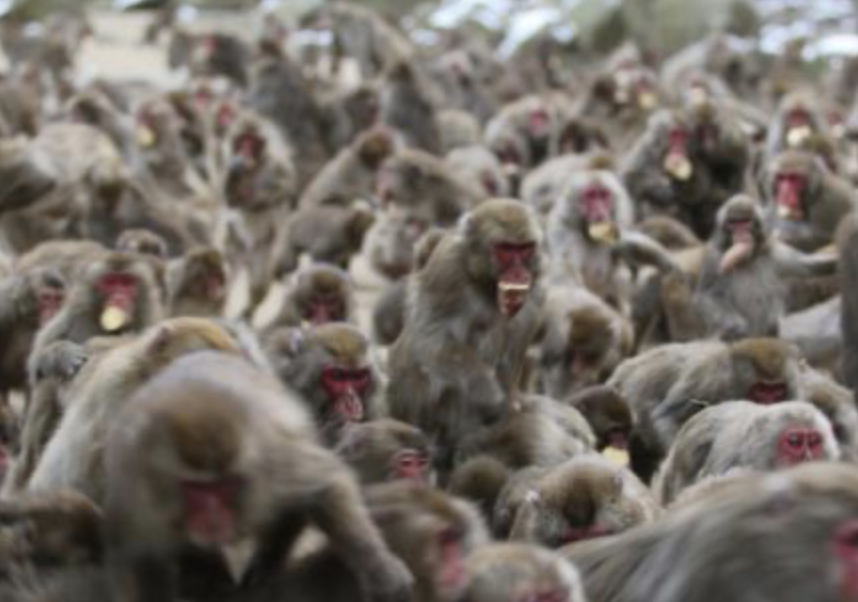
[720, 194, 759, 217]
[298, 265, 349, 288]
[729, 338, 798, 376]
[462, 199, 540, 241]
[308, 323, 367, 360]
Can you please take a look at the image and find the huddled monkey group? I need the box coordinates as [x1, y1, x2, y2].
[3, 3, 858, 602]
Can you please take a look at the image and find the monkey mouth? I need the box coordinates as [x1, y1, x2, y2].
[497, 278, 531, 318]
[777, 202, 804, 221]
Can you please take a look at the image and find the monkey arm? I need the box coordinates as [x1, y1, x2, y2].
[772, 242, 838, 278]
[616, 230, 680, 274]
[652, 374, 714, 453]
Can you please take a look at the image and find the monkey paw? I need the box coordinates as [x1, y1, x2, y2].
[32, 341, 88, 382]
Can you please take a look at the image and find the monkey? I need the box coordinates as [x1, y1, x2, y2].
[437, 109, 481, 153]
[839, 210, 858, 395]
[298, 127, 394, 210]
[446, 144, 510, 199]
[519, 154, 592, 216]
[25, 318, 245, 503]
[379, 61, 443, 155]
[458, 543, 587, 602]
[485, 95, 562, 178]
[335, 419, 434, 486]
[0, 135, 57, 215]
[362, 210, 436, 281]
[31, 252, 164, 354]
[115, 229, 169, 260]
[764, 90, 831, 161]
[800, 366, 858, 460]
[377, 148, 486, 226]
[762, 149, 855, 253]
[564, 463, 858, 602]
[268, 202, 375, 279]
[660, 193, 839, 341]
[0, 267, 66, 394]
[654, 400, 840, 505]
[14, 239, 106, 282]
[371, 225, 447, 346]
[165, 246, 228, 318]
[493, 455, 658, 546]
[269, 263, 354, 329]
[319, 82, 382, 152]
[0, 489, 103, 578]
[187, 32, 251, 87]
[537, 284, 633, 398]
[265, 323, 381, 444]
[387, 199, 544, 469]
[608, 338, 804, 481]
[103, 351, 413, 602]
[566, 385, 634, 453]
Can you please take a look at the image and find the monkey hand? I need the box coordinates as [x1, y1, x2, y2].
[361, 552, 414, 602]
[32, 341, 88, 382]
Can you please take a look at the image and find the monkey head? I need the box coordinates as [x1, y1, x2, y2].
[730, 338, 802, 405]
[647, 110, 695, 183]
[117, 229, 169, 260]
[134, 100, 177, 151]
[175, 247, 228, 307]
[713, 194, 767, 274]
[559, 170, 632, 245]
[766, 150, 821, 223]
[83, 253, 154, 334]
[759, 402, 840, 468]
[612, 65, 660, 112]
[267, 324, 378, 431]
[357, 126, 394, 171]
[778, 93, 820, 148]
[567, 386, 633, 452]
[24, 267, 66, 327]
[459, 543, 585, 602]
[336, 419, 434, 485]
[290, 264, 353, 326]
[461, 199, 542, 319]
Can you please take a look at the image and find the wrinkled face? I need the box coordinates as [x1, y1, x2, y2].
[97, 271, 139, 333]
[716, 203, 761, 274]
[189, 259, 226, 302]
[773, 170, 806, 221]
[320, 364, 373, 423]
[579, 181, 616, 244]
[776, 425, 826, 467]
[493, 241, 537, 318]
[391, 447, 432, 482]
[663, 125, 693, 181]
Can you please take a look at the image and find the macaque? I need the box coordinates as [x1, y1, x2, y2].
[446, 145, 510, 199]
[762, 149, 855, 252]
[520, 154, 591, 216]
[485, 96, 561, 178]
[437, 109, 481, 152]
[116, 229, 169, 260]
[494, 455, 658, 546]
[166, 246, 228, 318]
[32, 252, 164, 352]
[566, 386, 634, 452]
[655, 400, 840, 505]
[538, 284, 633, 398]
[608, 338, 804, 480]
[265, 323, 380, 443]
[661, 194, 838, 340]
[765, 91, 830, 160]
[335, 419, 434, 486]
[565, 463, 858, 602]
[103, 351, 412, 602]
[26, 318, 244, 502]
[299, 127, 394, 209]
[379, 61, 443, 154]
[268, 203, 375, 278]
[270, 264, 354, 329]
[387, 200, 544, 467]
[457, 543, 587, 602]
[377, 148, 486, 226]
[189, 32, 251, 86]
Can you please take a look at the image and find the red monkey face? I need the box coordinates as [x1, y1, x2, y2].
[97, 272, 138, 332]
[663, 127, 693, 181]
[493, 241, 536, 318]
[304, 294, 345, 326]
[777, 426, 825, 467]
[785, 109, 813, 146]
[581, 184, 616, 243]
[748, 381, 789, 405]
[774, 172, 806, 221]
[393, 449, 431, 482]
[321, 366, 372, 422]
[182, 477, 241, 546]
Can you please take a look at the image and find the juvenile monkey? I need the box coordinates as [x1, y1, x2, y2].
[165, 246, 227, 318]
[265, 323, 380, 443]
[494, 455, 658, 547]
[655, 400, 840, 505]
[608, 338, 804, 480]
[269, 264, 354, 329]
[335, 419, 434, 486]
[387, 200, 544, 467]
[566, 386, 634, 453]
[103, 352, 412, 602]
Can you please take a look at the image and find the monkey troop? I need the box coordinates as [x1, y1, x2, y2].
[0, 3, 858, 602]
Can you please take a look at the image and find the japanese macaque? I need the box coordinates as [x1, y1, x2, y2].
[272, 199, 373, 273]
[378, 148, 486, 226]
[188, 32, 251, 86]
[608, 338, 804, 480]
[116, 229, 169, 260]
[437, 109, 480, 152]
[661, 194, 838, 340]
[387, 200, 544, 468]
[446, 145, 510, 199]
[494, 455, 658, 546]
[485, 96, 561, 179]
[24, 319, 244, 502]
[298, 127, 394, 209]
[265, 323, 380, 443]
[0, 267, 65, 393]
[538, 285, 633, 398]
[762, 149, 855, 252]
[335, 419, 434, 486]
[565, 463, 858, 602]
[166, 246, 228, 318]
[566, 386, 634, 452]
[765, 91, 830, 160]
[802, 367, 858, 459]
[0, 490, 103, 577]
[363, 211, 434, 281]
[655, 401, 840, 505]
[449, 395, 596, 519]
[379, 61, 443, 155]
[269, 264, 354, 329]
[839, 211, 858, 394]
[103, 352, 412, 602]
[520, 154, 591, 216]
[32, 252, 164, 351]
[457, 543, 587, 602]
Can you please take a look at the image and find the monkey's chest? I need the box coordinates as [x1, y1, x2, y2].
[721, 264, 783, 329]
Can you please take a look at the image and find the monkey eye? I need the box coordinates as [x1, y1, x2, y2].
[495, 242, 536, 265]
[786, 434, 802, 448]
